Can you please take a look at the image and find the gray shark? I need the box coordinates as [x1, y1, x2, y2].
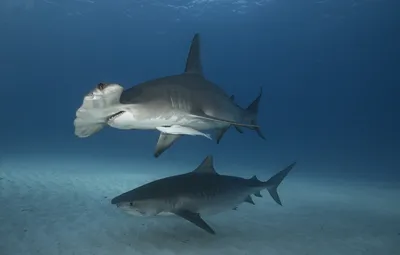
[73, 33, 265, 157]
[111, 156, 296, 234]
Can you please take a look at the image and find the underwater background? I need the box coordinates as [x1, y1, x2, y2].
[0, 0, 399, 255]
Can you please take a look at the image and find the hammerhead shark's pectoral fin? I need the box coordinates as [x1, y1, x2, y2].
[174, 209, 215, 235]
[154, 133, 181, 158]
[156, 125, 212, 140]
[189, 110, 260, 129]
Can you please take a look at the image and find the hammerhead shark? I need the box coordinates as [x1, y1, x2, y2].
[73, 34, 265, 157]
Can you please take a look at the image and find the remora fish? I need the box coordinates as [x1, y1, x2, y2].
[73, 33, 265, 157]
[111, 156, 296, 234]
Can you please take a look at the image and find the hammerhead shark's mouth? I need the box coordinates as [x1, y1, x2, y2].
[107, 111, 126, 123]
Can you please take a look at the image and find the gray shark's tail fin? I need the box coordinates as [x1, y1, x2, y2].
[264, 162, 296, 206]
[244, 87, 266, 140]
[74, 83, 124, 138]
[184, 33, 203, 75]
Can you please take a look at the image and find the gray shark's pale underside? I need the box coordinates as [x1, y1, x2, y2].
[111, 156, 296, 234]
[73, 34, 265, 157]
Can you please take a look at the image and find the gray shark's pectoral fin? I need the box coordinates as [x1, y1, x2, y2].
[174, 210, 215, 235]
[189, 110, 259, 129]
[154, 133, 181, 158]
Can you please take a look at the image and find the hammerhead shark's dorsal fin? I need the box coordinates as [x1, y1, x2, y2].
[184, 33, 203, 75]
[193, 155, 217, 174]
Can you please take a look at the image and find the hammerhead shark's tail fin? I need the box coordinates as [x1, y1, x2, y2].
[74, 83, 124, 138]
[244, 87, 266, 140]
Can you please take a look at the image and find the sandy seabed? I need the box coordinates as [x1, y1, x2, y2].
[0, 156, 399, 255]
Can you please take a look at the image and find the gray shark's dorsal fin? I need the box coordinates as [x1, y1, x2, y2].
[193, 155, 217, 174]
[184, 33, 203, 75]
[250, 175, 259, 181]
[230, 95, 235, 101]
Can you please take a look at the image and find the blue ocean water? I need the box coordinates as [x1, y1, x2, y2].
[0, 0, 399, 254]
[1, 0, 398, 177]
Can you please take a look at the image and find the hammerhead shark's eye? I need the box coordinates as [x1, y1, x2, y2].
[97, 82, 106, 90]
[86, 89, 95, 97]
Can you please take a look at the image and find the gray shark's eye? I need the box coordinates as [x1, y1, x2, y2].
[129, 202, 133, 206]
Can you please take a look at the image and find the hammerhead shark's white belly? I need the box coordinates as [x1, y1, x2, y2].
[108, 110, 227, 131]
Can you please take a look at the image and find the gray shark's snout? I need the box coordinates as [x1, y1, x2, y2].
[111, 197, 133, 210]
[111, 192, 136, 206]
[111, 196, 124, 205]
[111, 198, 118, 205]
